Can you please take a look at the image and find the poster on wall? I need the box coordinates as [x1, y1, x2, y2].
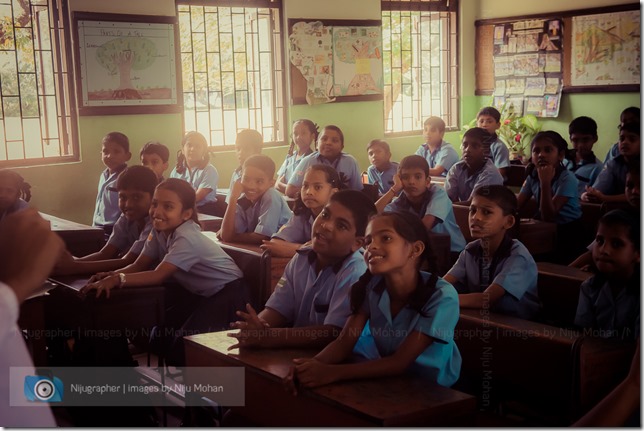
[492, 18, 563, 117]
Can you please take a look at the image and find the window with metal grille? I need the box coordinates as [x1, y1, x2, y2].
[382, 0, 458, 135]
[0, 0, 78, 167]
[177, 1, 285, 149]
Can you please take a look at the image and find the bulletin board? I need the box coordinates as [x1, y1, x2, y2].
[288, 19, 383, 105]
[475, 3, 640, 98]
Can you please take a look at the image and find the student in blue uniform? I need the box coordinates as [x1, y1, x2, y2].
[286, 125, 363, 197]
[220, 154, 292, 245]
[93, 131, 131, 237]
[476, 106, 511, 179]
[564, 116, 603, 197]
[275, 119, 318, 193]
[227, 129, 263, 203]
[366, 139, 399, 196]
[229, 190, 376, 350]
[0, 169, 31, 222]
[375, 155, 466, 254]
[575, 210, 640, 340]
[603, 107, 640, 164]
[584, 122, 640, 204]
[82, 178, 247, 365]
[261, 164, 341, 258]
[445, 127, 504, 202]
[140, 141, 170, 182]
[170, 131, 220, 215]
[286, 211, 461, 389]
[415, 116, 459, 177]
[55, 166, 157, 275]
[444, 185, 539, 319]
[518, 131, 583, 261]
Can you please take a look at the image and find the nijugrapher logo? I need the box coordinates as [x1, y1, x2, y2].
[24, 375, 64, 402]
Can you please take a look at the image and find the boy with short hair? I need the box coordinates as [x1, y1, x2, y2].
[366, 139, 399, 196]
[604, 107, 640, 164]
[226, 129, 263, 204]
[476, 106, 511, 179]
[93, 131, 131, 237]
[140, 141, 170, 182]
[376, 155, 466, 254]
[415, 116, 459, 177]
[445, 127, 504, 202]
[565, 116, 602, 196]
[230, 190, 376, 349]
[220, 154, 292, 245]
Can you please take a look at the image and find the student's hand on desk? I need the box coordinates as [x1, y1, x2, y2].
[81, 273, 120, 299]
[582, 186, 603, 203]
[260, 240, 295, 257]
[292, 357, 336, 388]
[228, 303, 270, 350]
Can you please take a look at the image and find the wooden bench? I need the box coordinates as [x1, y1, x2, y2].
[41, 212, 105, 256]
[536, 262, 593, 328]
[197, 213, 223, 232]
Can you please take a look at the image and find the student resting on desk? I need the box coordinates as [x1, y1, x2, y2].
[443, 185, 539, 320]
[93, 131, 131, 238]
[0, 209, 63, 427]
[518, 130, 583, 261]
[170, 131, 220, 215]
[415, 116, 459, 177]
[366, 139, 399, 196]
[286, 211, 461, 390]
[227, 129, 263, 204]
[140, 141, 170, 182]
[564, 116, 603, 197]
[286, 125, 363, 197]
[0, 169, 31, 222]
[475, 106, 511, 179]
[275, 119, 317, 193]
[444, 127, 503, 203]
[574, 209, 640, 340]
[81, 178, 247, 365]
[219, 154, 292, 245]
[229, 190, 376, 349]
[583, 122, 640, 204]
[375, 155, 466, 255]
[261, 164, 341, 258]
[603, 107, 640, 164]
[54, 165, 157, 275]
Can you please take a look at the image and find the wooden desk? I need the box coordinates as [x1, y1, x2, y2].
[506, 164, 528, 187]
[19, 281, 58, 366]
[41, 212, 105, 256]
[536, 262, 592, 327]
[185, 331, 476, 426]
[197, 213, 223, 232]
[518, 218, 557, 256]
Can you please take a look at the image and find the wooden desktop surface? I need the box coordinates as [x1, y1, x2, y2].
[184, 330, 476, 427]
[40, 212, 105, 256]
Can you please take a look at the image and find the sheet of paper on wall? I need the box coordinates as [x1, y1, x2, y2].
[544, 77, 560, 94]
[494, 80, 506, 96]
[290, 21, 335, 104]
[524, 77, 546, 96]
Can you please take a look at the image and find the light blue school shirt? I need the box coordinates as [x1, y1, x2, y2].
[277, 150, 313, 184]
[355, 273, 461, 387]
[170, 163, 219, 207]
[288, 151, 363, 191]
[367, 162, 399, 196]
[272, 210, 314, 243]
[592, 155, 629, 196]
[603, 142, 620, 164]
[445, 158, 504, 202]
[0, 198, 29, 222]
[142, 220, 243, 296]
[385, 185, 466, 253]
[225, 167, 242, 204]
[575, 275, 640, 339]
[106, 215, 153, 256]
[92, 164, 127, 228]
[563, 155, 603, 197]
[519, 168, 582, 224]
[490, 138, 510, 169]
[446, 237, 540, 320]
[415, 141, 459, 176]
[265, 246, 367, 328]
[234, 187, 292, 237]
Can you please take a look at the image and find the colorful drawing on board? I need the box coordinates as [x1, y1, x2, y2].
[524, 77, 546, 96]
[526, 97, 544, 116]
[332, 26, 383, 96]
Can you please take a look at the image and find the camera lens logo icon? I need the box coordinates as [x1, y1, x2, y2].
[24, 375, 63, 402]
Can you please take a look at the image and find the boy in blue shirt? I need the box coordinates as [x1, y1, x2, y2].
[220, 154, 292, 245]
[366, 139, 399, 196]
[230, 190, 377, 349]
[375, 155, 466, 254]
[565, 116, 602, 197]
[415, 116, 459, 177]
[604, 107, 640, 164]
[476, 106, 511, 179]
[140, 141, 169, 182]
[93, 131, 131, 237]
[226, 129, 263, 204]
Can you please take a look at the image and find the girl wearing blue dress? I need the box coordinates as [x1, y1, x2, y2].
[275, 119, 318, 193]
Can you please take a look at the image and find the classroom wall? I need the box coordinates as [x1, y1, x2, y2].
[18, 0, 640, 223]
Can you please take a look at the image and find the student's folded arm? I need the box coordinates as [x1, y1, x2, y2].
[539, 190, 565, 222]
[458, 283, 505, 309]
[220, 196, 239, 242]
[119, 253, 156, 274]
[260, 239, 302, 258]
[120, 261, 179, 287]
[599, 193, 627, 203]
[56, 251, 139, 276]
[258, 307, 289, 328]
[195, 187, 213, 203]
[428, 166, 446, 177]
[374, 189, 396, 214]
[516, 191, 530, 211]
[275, 175, 288, 194]
[229, 232, 270, 245]
[75, 243, 120, 262]
[314, 313, 369, 365]
[421, 214, 437, 231]
[285, 184, 301, 198]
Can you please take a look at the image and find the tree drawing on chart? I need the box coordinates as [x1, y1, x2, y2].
[96, 37, 157, 99]
[333, 27, 382, 96]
